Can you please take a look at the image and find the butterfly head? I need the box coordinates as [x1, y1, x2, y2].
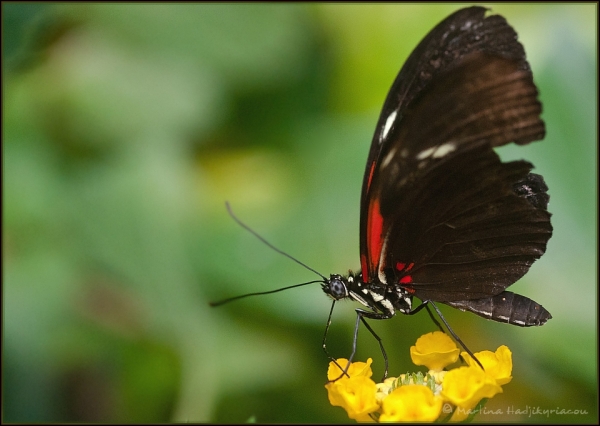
[322, 274, 350, 300]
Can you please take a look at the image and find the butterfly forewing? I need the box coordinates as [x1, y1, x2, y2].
[362, 7, 529, 198]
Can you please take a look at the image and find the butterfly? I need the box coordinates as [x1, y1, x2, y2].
[214, 6, 552, 378]
[319, 6, 552, 373]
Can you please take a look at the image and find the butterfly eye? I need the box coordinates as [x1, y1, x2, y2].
[327, 276, 348, 300]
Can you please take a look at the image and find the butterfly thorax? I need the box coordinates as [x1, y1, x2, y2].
[322, 272, 413, 317]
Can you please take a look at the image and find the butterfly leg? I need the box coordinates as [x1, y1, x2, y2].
[322, 300, 353, 381]
[358, 313, 389, 381]
[323, 302, 392, 382]
[417, 301, 485, 370]
[404, 300, 483, 369]
[347, 309, 393, 382]
[404, 299, 446, 332]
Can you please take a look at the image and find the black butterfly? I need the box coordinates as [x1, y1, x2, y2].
[319, 6, 552, 371]
[214, 6, 552, 378]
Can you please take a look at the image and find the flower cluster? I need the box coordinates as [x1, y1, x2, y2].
[325, 331, 513, 422]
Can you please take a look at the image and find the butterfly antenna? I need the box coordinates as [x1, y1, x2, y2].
[225, 202, 328, 280]
[210, 279, 324, 307]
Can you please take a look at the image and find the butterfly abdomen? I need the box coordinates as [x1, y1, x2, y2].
[443, 291, 551, 326]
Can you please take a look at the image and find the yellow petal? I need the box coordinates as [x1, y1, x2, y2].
[441, 366, 502, 413]
[462, 345, 512, 385]
[410, 332, 460, 371]
[327, 358, 373, 382]
[379, 385, 443, 422]
[326, 375, 379, 421]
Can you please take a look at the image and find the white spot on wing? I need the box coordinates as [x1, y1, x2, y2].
[381, 147, 397, 169]
[416, 142, 456, 161]
[433, 142, 456, 158]
[416, 146, 435, 160]
[380, 110, 397, 143]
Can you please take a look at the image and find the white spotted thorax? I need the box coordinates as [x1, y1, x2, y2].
[322, 272, 414, 319]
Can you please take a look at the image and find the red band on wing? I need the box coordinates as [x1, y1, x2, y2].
[366, 161, 376, 192]
[363, 198, 384, 278]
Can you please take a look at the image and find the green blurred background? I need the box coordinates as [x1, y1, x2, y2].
[3, 3, 597, 423]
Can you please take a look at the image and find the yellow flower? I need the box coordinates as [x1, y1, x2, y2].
[327, 358, 373, 382]
[441, 366, 502, 422]
[325, 335, 513, 423]
[379, 385, 443, 422]
[326, 359, 379, 421]
[462, 345, 513, 385]
[410, 331, 460, 371]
